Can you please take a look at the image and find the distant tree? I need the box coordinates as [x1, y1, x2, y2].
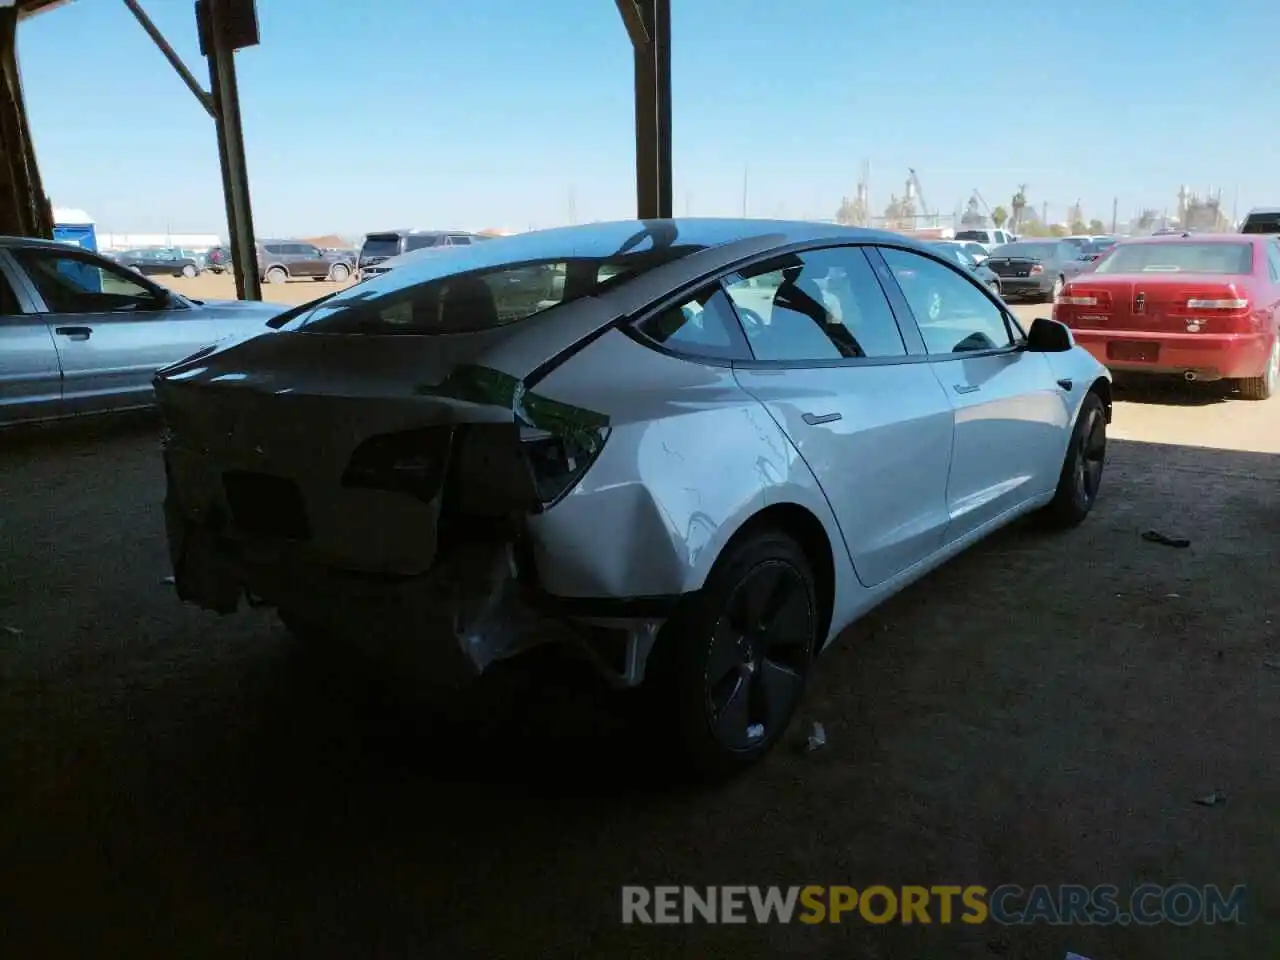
[992, 205, 1008, 228]
[1049, 223, 1069, 237]
[1088, 218, 1105, 234]
[1070, 220, 1089, 235]
[835, 196, 858, 225]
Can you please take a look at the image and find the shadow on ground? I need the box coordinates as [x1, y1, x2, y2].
[1, 427, 1276, 959]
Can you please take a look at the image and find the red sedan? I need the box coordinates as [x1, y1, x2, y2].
[1053, 234, 1280, 400]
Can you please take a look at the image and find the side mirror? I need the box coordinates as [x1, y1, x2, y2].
[1026, 316, 1073, 353]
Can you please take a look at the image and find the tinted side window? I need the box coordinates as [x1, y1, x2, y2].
[1268, 243, 1280, 282]
[448, 235, 473, 246]
[0, 269, 21, 315]
[9, 249, 154, 314]
[723, 246, 906, 362]
[635, 287, 748, 361]
[879, 248, 1013, 355]
[264, 244, 284, 255]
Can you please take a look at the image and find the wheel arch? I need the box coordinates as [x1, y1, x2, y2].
[1088, 375, 1112, 423]
[710, 501, 836, 650]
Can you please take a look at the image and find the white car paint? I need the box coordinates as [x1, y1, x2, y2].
[156, 219, 1109, 733]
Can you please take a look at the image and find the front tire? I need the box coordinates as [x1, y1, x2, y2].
[646, 529, 819, 779]
[328, 262, 351, 283]
[1042, 391, 1107, 528]
[1236, 336, 1279, 401]
[180, 263, 197, 278]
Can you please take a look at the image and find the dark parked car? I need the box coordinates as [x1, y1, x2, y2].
[983, 240, 1089, 301]
[257, 240, 354, 284]
[929, 241, 1002, 295]
[1078, 237, 1117, 262]
[116, 248, 203, 279]
[357, 229, 490, 277]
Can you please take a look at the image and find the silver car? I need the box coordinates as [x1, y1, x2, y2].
[157, 219, 1111, 776]
[0, 237, 286, 426]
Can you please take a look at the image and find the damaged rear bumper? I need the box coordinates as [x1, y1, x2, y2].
[164, 488, 672, 689]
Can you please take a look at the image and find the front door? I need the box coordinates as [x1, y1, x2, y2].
[725, 245, 955, 588]
[8, 246, 224, 415]
[0, 253, 62, 425]
[878, 246, 1068, 542]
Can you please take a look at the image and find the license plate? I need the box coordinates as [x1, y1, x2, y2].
[1107, 340, 1159, 363]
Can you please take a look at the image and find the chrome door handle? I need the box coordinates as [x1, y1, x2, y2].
[952, 384, 980, 395]
[802, 412, 842, 425]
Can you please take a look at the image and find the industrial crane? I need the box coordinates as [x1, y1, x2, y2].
[907, 168, 933, 220]
[972, 189, 995, 221]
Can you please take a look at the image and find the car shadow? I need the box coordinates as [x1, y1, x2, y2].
[1112, 375, 1232, 406]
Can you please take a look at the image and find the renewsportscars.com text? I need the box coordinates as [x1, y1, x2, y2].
[621, 884, 1247, 926]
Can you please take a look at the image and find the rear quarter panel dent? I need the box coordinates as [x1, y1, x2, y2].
[524, 330, 853, 605]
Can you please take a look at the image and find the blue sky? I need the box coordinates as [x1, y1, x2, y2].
[18, 0, 1280, 237]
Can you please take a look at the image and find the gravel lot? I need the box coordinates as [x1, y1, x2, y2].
[1, 299, 1276, 958]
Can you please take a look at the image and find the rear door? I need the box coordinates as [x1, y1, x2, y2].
[877, 246, 1068, 541]
[8, 246, 226, 415]
[726, 244, 956, 587]
[0, 250, 62, 425]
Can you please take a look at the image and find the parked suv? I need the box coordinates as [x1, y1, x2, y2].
[357, 229, 489, 277]
[1240, 208, 1280, 235]
[954, 227, 1017, 247]
[257, 240, 354, 284]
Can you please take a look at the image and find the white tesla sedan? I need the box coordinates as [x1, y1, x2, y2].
[156, 219, 1111, 775]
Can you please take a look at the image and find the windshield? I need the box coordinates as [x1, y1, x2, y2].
[1241, 213, 1280, 235]
[1094, 242, 1253, 275]
[989, 242, 1060, 261]
[360, 234, 403, 258]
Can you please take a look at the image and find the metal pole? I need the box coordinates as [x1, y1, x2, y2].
[1111, 197, 1118, 235]
[123, 0, 215, 117]
[201, 0, 260, 300]
[628, 0, 671, 220]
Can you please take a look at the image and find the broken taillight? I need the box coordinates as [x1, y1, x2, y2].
[341, 426, 454, 502]
[520, 426, 609, 507]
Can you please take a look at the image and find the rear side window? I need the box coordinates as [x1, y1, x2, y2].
[1094, 242, 1253, 275]
[635, 287, 748, 361]
[722, 246, 907, 362]
[1242, 212, 1280, 235]
[405, 234, 444, 252]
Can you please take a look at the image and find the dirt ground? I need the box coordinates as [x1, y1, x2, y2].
[1, 295, 1277, 958]
[163, 270, 354, 307]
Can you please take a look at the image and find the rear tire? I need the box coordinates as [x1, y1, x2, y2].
[644, 528, 819, 780]
[1041, 391, 1107, 528]
[265, 266, 288, 284]
[180, 263, 197, 278]
[1236, 337, 1279, 401]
